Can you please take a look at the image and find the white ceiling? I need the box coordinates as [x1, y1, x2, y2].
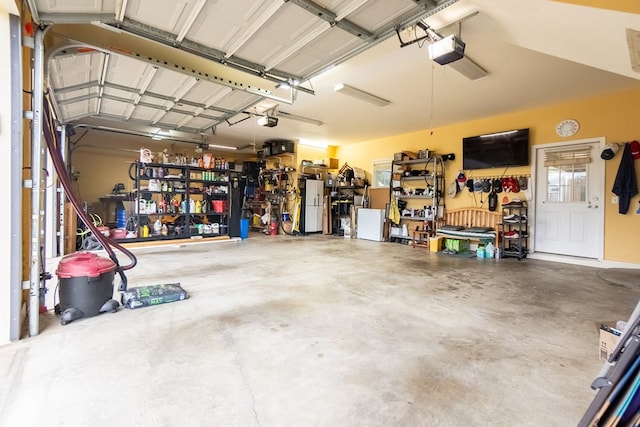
[28, 0, 640, 152]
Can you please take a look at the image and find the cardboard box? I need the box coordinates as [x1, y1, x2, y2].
[323, 158, 339, 169]
[430, 236, 445, 252]
[445, 238, 470, 253]
[402, 150, 418, 160]
[598, 321, 622, 361]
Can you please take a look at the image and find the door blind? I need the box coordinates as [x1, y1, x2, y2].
[544, 146, 592, 167]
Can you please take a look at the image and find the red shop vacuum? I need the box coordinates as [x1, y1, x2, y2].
[43, 97, 135, 325]
[55, 252, 120, 325]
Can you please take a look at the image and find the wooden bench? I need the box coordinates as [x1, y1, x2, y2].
[436, 207, 502, 245]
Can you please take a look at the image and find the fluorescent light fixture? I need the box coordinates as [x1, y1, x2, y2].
[298, 139, 328, 149]
[151, 134, 163, 140]
[208, 144, 238, 150]
[333, 83, 390, 107]
[448, 56, 488, 80]
[428, 34, 465, 65]
[277, 110, 323, 126]
[480, 130, 517, 138]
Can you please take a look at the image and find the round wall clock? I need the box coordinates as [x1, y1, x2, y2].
[556, 119, 579, 137]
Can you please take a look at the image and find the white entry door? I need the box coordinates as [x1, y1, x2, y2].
[534, 139, 604, 259]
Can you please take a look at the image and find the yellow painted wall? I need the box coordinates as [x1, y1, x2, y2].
[553, 0, 640, 14]
[337, 87, 640, 264]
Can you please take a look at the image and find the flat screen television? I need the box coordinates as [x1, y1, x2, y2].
[462, 128, 530, 170]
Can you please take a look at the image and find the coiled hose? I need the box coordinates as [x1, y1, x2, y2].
[42, 94, 136, 294]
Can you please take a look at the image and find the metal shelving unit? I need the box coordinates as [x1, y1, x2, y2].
[500, 201, 528, 260]
[127, 162, 230, 241]
[388, 156, 445, 242]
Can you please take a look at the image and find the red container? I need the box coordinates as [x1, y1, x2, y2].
[110, 228, 127, 239]
[269, 220, 278, 236]
[212, 200, 228, 213]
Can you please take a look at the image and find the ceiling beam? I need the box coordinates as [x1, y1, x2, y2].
[286, 0, 373, 41]
[107, 19, 315, 97]
[175, 0, 207, 43]
[302, 0, 461, 81]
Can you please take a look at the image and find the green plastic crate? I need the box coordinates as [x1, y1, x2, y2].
[445, 238, 470, 253]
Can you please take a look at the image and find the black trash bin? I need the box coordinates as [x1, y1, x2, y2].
[55, 251, 120, 325]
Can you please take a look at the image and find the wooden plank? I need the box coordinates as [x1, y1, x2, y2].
[117, 235, 232, 249]
[64, 202, 77, 255]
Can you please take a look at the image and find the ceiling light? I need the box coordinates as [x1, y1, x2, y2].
[208, 144, 237, 151]
[298, 139, 328, 149]
[277, 110, 323, 126]
[333, 83, 390, 107]
[448, 56, 488, 80]
[257, 116, 278, 127]
[428, 34, 465, 65]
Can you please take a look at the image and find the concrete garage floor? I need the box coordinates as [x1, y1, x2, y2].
[1, 234, 639, 426]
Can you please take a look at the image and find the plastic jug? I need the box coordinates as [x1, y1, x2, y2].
[485, 242, 495, 258]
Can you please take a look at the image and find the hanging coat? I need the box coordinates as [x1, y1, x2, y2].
[612, 142, 638, 214]
[389, 195, 400, 224]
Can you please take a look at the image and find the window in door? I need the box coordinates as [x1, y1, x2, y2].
[544, 146, 591, 203]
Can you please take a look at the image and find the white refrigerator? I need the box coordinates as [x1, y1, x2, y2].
[303, 179, 324, 233]
[356, 208, 385, 241]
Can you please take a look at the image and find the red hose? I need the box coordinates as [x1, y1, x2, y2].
[42, 95, 136, 292]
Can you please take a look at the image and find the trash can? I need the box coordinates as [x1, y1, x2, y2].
[240, 218, 249, 239]
[55, 251, 120, 325]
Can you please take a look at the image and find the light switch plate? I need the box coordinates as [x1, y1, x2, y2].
[612, 196, 619, 204]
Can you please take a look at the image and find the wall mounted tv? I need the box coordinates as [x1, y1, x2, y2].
[462, 128, 530, 170]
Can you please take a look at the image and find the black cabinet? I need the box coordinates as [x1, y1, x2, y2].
[500, 201, 528, 259]
[329, 185, 364, 236]
[127, 162, 231, 241]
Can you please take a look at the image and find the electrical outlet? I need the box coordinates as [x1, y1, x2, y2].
[612, 196, 619, 204]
